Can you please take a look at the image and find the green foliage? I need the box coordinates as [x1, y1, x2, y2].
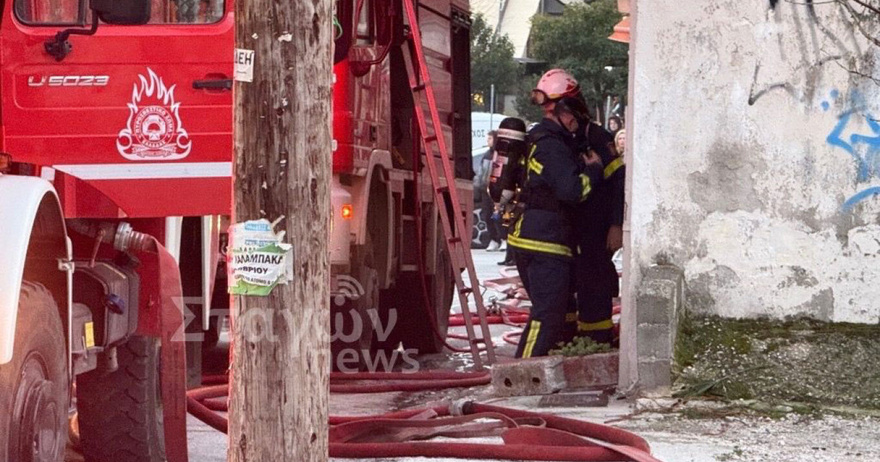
[470, 14, 518, 112]
[550, 336, 612, 357]
[516, 0, 628, 119]
[513, 76, 544, 123]
[674, 315, 880, 409]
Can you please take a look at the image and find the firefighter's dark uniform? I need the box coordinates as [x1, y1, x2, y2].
[573, 123, 625, 345]
[508, 119, 602, 358]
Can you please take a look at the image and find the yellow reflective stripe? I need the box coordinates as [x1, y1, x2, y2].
[508, 234, 573, 257]
[525, 145, 537, 179]
[604, 157, 624, 179]
[523, 320, 541, 358]
[512, 215, 524, 238]
[565, 312, 577, 323]
[528, 157, 544, 175]
[579, 174, 592, 201]
[578, 319, 614, 332]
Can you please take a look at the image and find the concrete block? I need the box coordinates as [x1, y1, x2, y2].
[491, 356, 565, 397]
[562, 352, 619, 389]
[637, 324, 673, 360]
[634, 264, 684, 393]
[538, 391, 609, 408]
[637, 279, 678, 325]
[638, 358, 673, 389]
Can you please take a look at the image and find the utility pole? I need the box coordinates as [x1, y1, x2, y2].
[229, 0, 332, 459]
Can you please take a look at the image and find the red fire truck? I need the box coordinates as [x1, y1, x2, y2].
[0, 0, 472, 459]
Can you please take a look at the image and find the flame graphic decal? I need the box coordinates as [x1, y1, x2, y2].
[117, 68, 192, 160]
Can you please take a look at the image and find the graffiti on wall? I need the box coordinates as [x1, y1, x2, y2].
[823, 89, 880, 210]
[749, 0, 861, 106]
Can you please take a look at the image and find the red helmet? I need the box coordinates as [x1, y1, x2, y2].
[531, 69, 580, 105]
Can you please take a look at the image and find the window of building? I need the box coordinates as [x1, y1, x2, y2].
[15, 0, 226, 26]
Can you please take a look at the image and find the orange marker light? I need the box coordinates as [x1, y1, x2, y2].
[341, 204, 354, 220]
[0, 153, 10, 172]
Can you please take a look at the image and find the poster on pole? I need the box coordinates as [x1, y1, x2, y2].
[228, 218, 293, 296]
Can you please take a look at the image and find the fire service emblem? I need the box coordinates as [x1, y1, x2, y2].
[117, 68, 192, 160]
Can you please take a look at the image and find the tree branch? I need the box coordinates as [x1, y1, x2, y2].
[836, 0, 880, 48]
[834, 60, 880, 86]
[848, 0, 880, 16]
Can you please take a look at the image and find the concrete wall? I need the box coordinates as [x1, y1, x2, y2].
[621, 0, 880, 390]
[627, 0, 880, 321]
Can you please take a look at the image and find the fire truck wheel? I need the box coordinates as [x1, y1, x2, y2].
[76, 336, 165, 462]
[0, 282, 67, 462]
[331, 241, 378, 370]
[399, 247, 454, 354]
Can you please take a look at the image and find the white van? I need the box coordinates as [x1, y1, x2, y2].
[471, 112, 506, 150]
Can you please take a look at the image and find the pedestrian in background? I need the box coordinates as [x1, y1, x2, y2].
[607, 116, 623, 136]
[478, 131, 505, 251]
[615, 129, 626, 156]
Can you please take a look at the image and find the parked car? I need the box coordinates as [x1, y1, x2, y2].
[471, 146, 491, 249]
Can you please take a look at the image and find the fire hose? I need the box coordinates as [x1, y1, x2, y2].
[186, 375, 663, 462]
[185, 254, 643, 459]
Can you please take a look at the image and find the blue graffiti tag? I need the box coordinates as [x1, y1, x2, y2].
[824, 90, 880, 210]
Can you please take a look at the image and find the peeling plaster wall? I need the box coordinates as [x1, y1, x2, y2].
[628, 0, 880, 324]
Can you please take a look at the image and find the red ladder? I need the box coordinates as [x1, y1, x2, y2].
[400, 0, 496, 368]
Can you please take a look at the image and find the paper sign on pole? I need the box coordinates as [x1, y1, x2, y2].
[228, 219, 293, 296]
[234, 49, 255, 83]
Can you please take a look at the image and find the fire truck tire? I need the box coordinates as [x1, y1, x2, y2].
[399, 248, 454, 354]
[331, 241, 378, 370]
[0, 282, 67, 462]
[76, 336, 165, 462]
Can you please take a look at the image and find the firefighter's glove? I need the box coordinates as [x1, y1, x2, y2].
[582, 151, 602, 167]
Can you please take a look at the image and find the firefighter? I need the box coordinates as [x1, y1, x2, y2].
[572, 108, 626, 346]
[488, 117, 528, 266]
[508, 70, 603, 358]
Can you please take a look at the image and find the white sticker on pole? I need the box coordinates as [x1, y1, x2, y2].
[234, 49, 255, 83]
[228, 218, 293, 296]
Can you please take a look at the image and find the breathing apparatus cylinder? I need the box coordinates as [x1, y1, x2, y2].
[488, 118, 528, 203]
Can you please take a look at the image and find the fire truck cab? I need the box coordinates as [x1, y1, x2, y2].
[0, 0, 472, 458]
[0, 0, 230, 460]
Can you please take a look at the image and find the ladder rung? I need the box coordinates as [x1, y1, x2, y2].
[401, 0, 496, 366]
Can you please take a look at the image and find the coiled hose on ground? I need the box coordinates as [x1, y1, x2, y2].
[187, 373, 662, 462]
